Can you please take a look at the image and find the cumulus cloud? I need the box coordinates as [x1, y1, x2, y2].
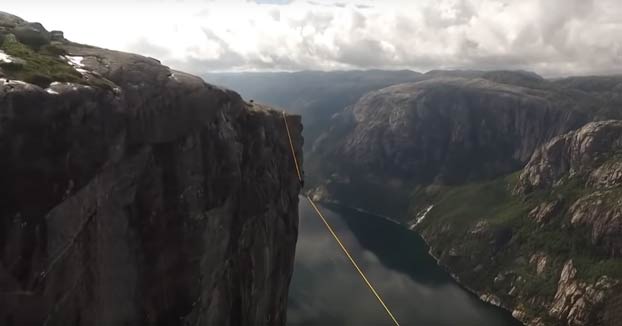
[3, 0, 622, 76]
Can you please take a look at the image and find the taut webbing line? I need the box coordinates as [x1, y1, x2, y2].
[282, 111, 400, 326]
[282, 111, 302, 183]
[305, 196, 401, 326]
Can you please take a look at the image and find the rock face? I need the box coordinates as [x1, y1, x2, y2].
[516, 120, 622, 193]
[517, 121, 622, 257]
[308, 75, 594, 215]
[315, 77, 589, 184]
[0, 13, 302, 326]
[13, 22, 50, 47]
[549, 260, 618, 326]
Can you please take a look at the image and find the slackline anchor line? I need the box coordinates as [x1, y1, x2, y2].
[282, 111, 303, 184]
[282, 111, 400, 326]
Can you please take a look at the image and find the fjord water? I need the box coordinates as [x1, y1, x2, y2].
[287, 199, 521, 326]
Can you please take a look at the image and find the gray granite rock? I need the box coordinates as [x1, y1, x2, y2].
[0, 12, 302, 326]
[13, 22, 50, 47]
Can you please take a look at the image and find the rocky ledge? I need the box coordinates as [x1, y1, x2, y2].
[0, 12, 303, 325]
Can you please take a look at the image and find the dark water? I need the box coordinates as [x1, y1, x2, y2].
[287, 199, 522, 326]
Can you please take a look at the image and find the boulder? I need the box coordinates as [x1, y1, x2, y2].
[14, 22, 50, 47]
[50, 30, 64, 42]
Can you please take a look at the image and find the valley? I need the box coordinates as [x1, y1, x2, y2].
[210, 70, 622, 326]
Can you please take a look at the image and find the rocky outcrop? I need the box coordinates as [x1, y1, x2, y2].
[0, 12, 24, 28]
[549, 260, 618, 326]
[13, 22, 50, 47]
[529, 253, 549, 276]
[568, 193, 622, 257]
[516, 120, 622, 194]
[0, 13, 302, 326]
[516, 121, 622, 257]
[528, 200, 562, 224]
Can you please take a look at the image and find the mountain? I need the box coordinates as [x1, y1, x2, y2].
[308, 74, 605, 214]
[308, 71, 622, 325]
[204, 70, 423, 150]
[413, 121, 622, 326]
[0, 12, 302, 325]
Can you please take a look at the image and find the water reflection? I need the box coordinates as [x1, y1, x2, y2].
[287, 199, 521, 326]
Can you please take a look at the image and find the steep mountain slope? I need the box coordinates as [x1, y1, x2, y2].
[548, 75, 622, 120]
[0, 12, 302, 325]
[204, 70, 422, 150]
[308, 74, 602, 215]
[308, 71, 622, 325]
[413, 121, 622, 326]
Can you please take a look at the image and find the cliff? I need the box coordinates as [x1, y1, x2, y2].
[308, 75, 593, 215]
[0, 12, 303, 325]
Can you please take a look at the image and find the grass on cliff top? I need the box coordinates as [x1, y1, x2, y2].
[0, 35, 82, 87]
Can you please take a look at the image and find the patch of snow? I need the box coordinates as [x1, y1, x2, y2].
[64, 55, 93, 76]
[45, 82, 93, 94]
[0, 78, 27, 86]
[65, 55, 85, 68]
[409, 205, 434, 230]
[0, 50, 14, 63]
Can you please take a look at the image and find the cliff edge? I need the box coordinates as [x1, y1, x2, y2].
[0, 12, 303, 325]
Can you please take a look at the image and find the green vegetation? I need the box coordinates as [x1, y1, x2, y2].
[410, 172, 528, 229]
[412, 170, 622, 303]
[575, 258, 622, 282]
[0, 34, 82, 87]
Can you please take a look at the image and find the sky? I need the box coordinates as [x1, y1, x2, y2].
[3, 0, 622, 76]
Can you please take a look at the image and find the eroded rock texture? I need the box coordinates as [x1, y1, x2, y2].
[517, 120, 622, 194]
[0, 13, 302, 326]
[518, 121, 622, 257]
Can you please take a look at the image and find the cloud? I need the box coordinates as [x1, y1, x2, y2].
[128, 38, 171, 59]
[254, 0, 293, 5]
[3, 0, 622, 76]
